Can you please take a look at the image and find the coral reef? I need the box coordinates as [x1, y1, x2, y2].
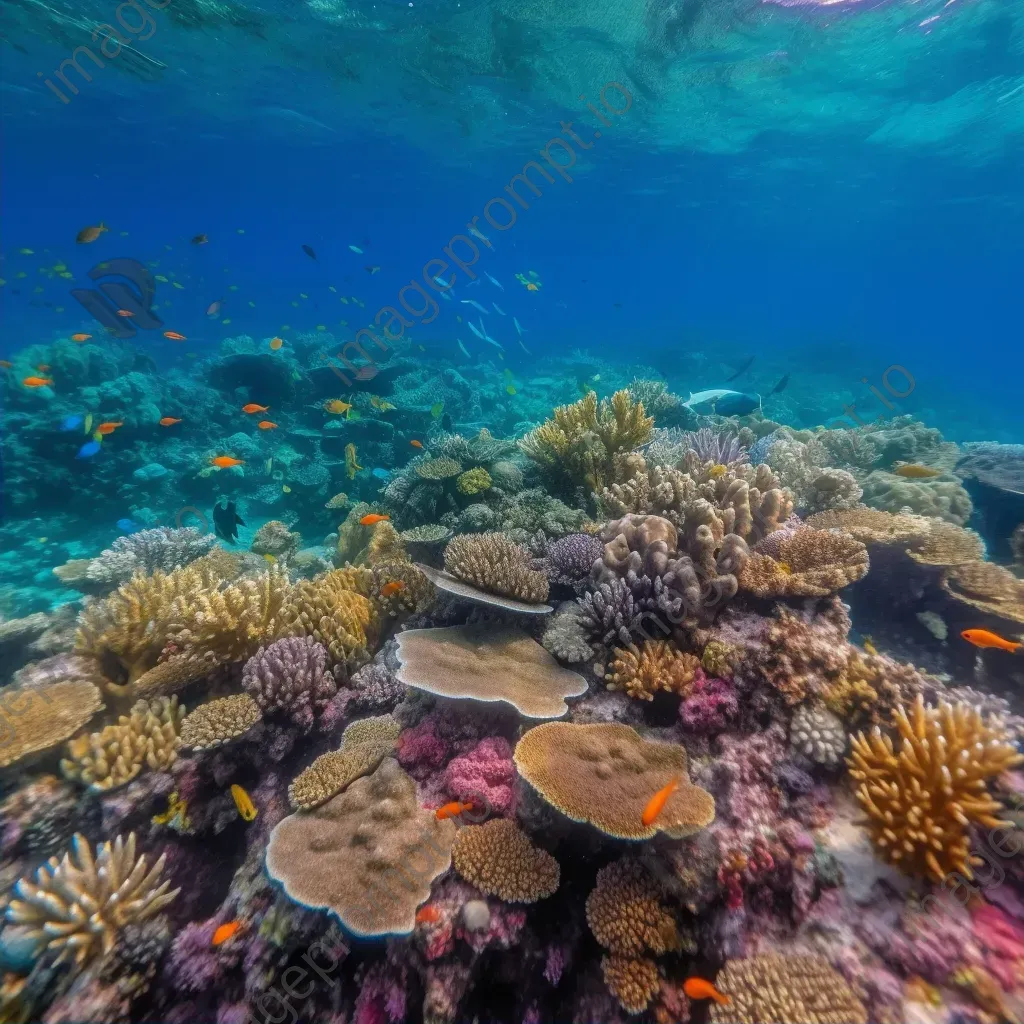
[451, 819, 559, 902]
[442, 532, 549, 602]
[179, 693, 263, 750]
[604, 640, 700, 701]
[0, 679, 104, 769]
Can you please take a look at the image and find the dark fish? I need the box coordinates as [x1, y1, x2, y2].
[365, 265, 381, 275]
[302, 245, 318, 262]
[191, 234, 209, 245]
[768, 373, 790, 395]
[213, 500, 245, 544]
[725, 356, 755, 382]
[716, 392, 761, 416]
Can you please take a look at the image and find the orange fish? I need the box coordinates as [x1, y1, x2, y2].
[409, 440, 424, 449]
[257, 420, 278, 430]
[76, 222, 108, 244]
[36, 364, 50, 372]
[211, 921, 242, 946]
[380, 581, 406, 598]
[435, 801, 473, 820]
[242, 403, 269, 414]
[683, 978, 730, 1006]
[164, 331, 187, 341]
[96, 421, 123, 435]
[360, 513, 390, 526]
[116, 309, 134, 317]
[269, 337, 283, 351]
[0, 361, 12, 369]
[22, 376, 53, 387]
[160, 417, 182, 426]
[415, 905, 441, 925]
[71, 333, 92, 342]
[641, 776, 681, 828]
[211, 456, 244, 468]
[961, 628, 1021, 653]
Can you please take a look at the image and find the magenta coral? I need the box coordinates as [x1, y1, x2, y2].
[679, 670, 738, 734]
[242, 636, 335, 731]
[444, 736, 517, 817]
[396, 716, 448, 777]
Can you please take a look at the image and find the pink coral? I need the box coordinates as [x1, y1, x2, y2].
[679, 670, 738, 734]
[397, 716, 448, 778]
[444, 736, 517, 817]
[354, 963, 407, 1024]
[972, 904, 1024, 990]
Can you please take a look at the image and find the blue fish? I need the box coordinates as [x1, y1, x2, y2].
[60, 414, 84, 432]
[117, 518, 142, 533]
[76, 440, 101, 459]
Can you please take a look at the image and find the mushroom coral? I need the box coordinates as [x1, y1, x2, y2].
[394, 624, 587, 718]
[266, 758, 456, 937]
[513, 722, 714, 840]
[451, 819, 560, 903]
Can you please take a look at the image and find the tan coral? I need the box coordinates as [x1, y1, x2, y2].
[860, 469, 972, 526]
[586, 859, 678, 957]
[513, 722, 714, 840]
[601, 955, 661, 1015]
[710, 954, 867, 1024]
[941, 560, 1024, 624]
[266, 758, 456, 936]
[739, 529, 869, 598]
[288, 714, 400, 810]
[60, 696, 184, 791]
[605, 641, 700, 701]
[0, 680, 104, 769]
[372, 561, 434, 617]
[443, 533, 549, 603]
[179, 693, 262, 751]
[5, 832, 179, 971]
[365, 521, 407, 567]
[847, 696, 1023, 882]
[414, 457, 463, 480]
[451, 819, 559, 903]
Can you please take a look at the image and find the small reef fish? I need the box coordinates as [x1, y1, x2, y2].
[264, 554, 277, 564]
[60, 415, 83, 432]
[152, 791, 191, 831]
[493, 303, 505, 315]
[505, 384, 516, 396]
[410, 440, 423, 449]
[302, 244, 318, 261]
[206, 300, 222, 317]
[349, 244, 363, 254]
[0, 361, 11, 369]
[96, 421, 123, 435]
[415, 905, 441, 925]
[642, 776, 681, 827]
[22, 376, 53, 387]
[242, 403, 269, 414]
[365, 265, 381, 274]
[430, 402, 445, 419]
[76, 440, 102, 459]
[894, 464, 943, 479]
[76, 223, 108, 244]
[683, 978, 731, 1006]
[725, 356, 755, 382]
[467, 321, 485, 341]
[116, 309, 134, 317]
[230, 784, 258, 821]
[282, 484, 291, 493]
[191, 234, 209, 245]
[269, 337, 284, 351]
[462, 299, 489, 314]
[84, 413, 93, 434]
[467, 221, 492, 248]
[18, 248, 34, 255]
[369, 395, 395, 411]
[117, 518, 142, 533]
[257, 420, 278, 430]
[211, 455, 244, 468]
[155, 275, 169, 283]
[435, 801, 473, 820]
[71, 333, 92, 342]
[485, 271, 504, 291]
[961, 628, 1021, 653]
[380, 581, 406, 598]
[345, 443, 362, 480]
[767, 373, 790, 395]
[212, 921, 243, 946]
[160, 417, 182, 426]
[360, 513, 390, 526]
[457, 338, 470, 358]
[863, 637, 879, 656]
[163, 331, 187, 341]
[325, 399, 353, 415]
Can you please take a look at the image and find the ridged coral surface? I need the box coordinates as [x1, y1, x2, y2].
[452, 819, 560, 902]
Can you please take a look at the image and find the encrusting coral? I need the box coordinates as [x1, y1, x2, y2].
[513, 722, 715, 840]
[60, 696, 184, 791]
[5, 832, 179, 972]
[739, 527, 869, 598]
[847, 695, 1023, 882]
[267, 758, 456, 936]
[605, 640, 700, 701]
[0, 679, 104, 769]
[451, 819, 560, 903]
[179, 693, 263, 751]
[442, 532, 549, 603]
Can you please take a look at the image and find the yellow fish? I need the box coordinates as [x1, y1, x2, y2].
[505, 384, 516, 395]
[329, 285, 337, 293]
[230, 784, 258, 821]
[340, 297, 349, 304]
[345, 442, 362, 480]
[172, 281, 184, 290]
[282, 484, 291, 493]
[18, 248, 34, 255]
[53, 263, 67, 272]
[263, 553, 277, 563]
[316, 325, 326, 331]
[863, 637, 879, 656]
[84, 413, 93, 434]
[325, 399, 352, 416]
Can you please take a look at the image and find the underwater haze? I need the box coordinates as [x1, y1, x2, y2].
[1, 0, 1024, 1021]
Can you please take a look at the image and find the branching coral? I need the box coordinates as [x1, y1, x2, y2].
[442, 532, 549, 603]
[541, 602, 596, 663]
[847, 696, 1023, 882]
[242, 636, 336, 730]
[288, 714, 401, 810]
[519, 389, 654, 492]
[6, 833, 179, 971]
[710, 954, 867, 1024]
[605, 640, 700, 701]
[739, 528, 869, 598]
[601, 954, 661, 1015]
[179, 693, 262, 751]
[536, 532, 604, 591]
[0, 680, 104, 769]
[452, 819, 560, 902]
[60, 696, 184, 791]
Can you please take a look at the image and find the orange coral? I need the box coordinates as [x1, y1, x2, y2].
[605, 641, 700, 701]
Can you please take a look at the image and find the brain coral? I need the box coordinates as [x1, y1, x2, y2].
[394, 624, 587, 718]
[451, 819, 560, 902]
[513, 722, 714, 840]
[266, 758, 456, 936]
[443, 532, 549, 603]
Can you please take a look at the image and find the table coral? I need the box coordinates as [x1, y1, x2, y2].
[443, 532, 549, 603]
[848, 696, 1023, 881]
[242, 636, 335, 730]
[601, 954, 661, 1014]
[605, 640, 700, 701]
[941, 559, 1024, 624]
[739, 528, 869, 598]
[451, 819, 560, 902]
[0, 679, 104, 769]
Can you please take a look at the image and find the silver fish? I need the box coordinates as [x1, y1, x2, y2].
[468, 223, 493, 248]
[461, 299, 489, 314]
[485, 271, 504, 291]
[457, 338, 470, 358]
[513, 317, 525, 337]
[493, 303, 506, 315]
[468, 321, 485, 340]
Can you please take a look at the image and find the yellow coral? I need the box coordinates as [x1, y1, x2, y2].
[179, 693, 262, 751]
[456, 467, 492, 495]
[605, 641, 700, 701]
[0, 681, 104, 770]
[451, 818, 560, 902]
[847, 696, 1023, 882]
[739, 529, 869, 598]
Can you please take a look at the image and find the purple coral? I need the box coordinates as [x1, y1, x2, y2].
[396, 716, 447, 777]
[537, 533, 604, 591]
[444, 736, 516, 817]
[681, 427, 748, 466]
[350, 660, 407, 712]
[242, 636, 335, 731]
[679, 671, 738, 734]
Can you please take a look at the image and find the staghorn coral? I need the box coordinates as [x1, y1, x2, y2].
[601, 954, 661, 1015]
[394, 624, 587, 718]
[266, 758, 456, 936]
[513, 722, 714, 840]
[60, 696, 184, 791]
[941, 560, 1024, 624]
[456, 467, 492, 495]
[789, 702, 847, 767]
[451, 819, 560, 902]
[710, 954, 867, 1024]
[605, 640, 700, 701]
[847, 696, 1023, 881]
[443, 532, 549, 603]
[577, 576, 649, 648]
[860, 469, 972, 525]
[179, 693, 262, 751]
[241, 636, 335, 730]
[739, 528, 869, 598]
[519, 389, 654, 492]
[415, 456, 463, 480]
[0, 680, 104, 769]
[586, 859, 678, 957]
[288, 713, 400, 809]
[6, 832, 178, 971]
